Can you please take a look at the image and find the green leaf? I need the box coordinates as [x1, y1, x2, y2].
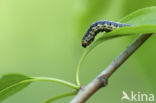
[0, 73, 79, 102]
[89, 6, 156, 52]
[76, 6, 156, 85]
[90, 25, 156, 51]
[0, 74, 32, 102]
[121, 6, 156, 25]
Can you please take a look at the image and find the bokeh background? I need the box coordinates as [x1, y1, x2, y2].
[0, 0, 156, 103]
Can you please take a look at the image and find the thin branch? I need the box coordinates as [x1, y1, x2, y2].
[70, 33, 152, 103]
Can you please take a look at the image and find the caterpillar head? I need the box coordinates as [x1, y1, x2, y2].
[82, 34, 94, 48]
[82, 40, 88, 48]
[81, 26, 97, 48]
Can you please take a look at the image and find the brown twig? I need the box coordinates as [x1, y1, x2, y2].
[70, 34, 152, 103]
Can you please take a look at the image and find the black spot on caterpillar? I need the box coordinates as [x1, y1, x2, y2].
[82, 20, 131, 48]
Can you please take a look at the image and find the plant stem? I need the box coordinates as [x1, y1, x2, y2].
[75, 50, 89, 86]
[75, 34, 132, 86]
[34, 77, 80, 89]
[43, 91, 77, 103]
[0, 77, 80, 95]
[71, 34, 152, 103]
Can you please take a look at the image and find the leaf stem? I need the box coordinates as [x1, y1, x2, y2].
[75, 35, 129, 86]
[0, 77, 80, 95]
[43, 91, 77, 103]
[75, 49, 89, 86]
[34, 77, 80, 89]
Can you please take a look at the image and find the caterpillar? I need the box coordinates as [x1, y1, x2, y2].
[82, 20, 131, 48]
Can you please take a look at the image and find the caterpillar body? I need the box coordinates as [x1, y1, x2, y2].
[82, 20, 131, 48]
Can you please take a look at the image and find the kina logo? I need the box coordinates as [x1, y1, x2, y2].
[121, 91, 155, 102]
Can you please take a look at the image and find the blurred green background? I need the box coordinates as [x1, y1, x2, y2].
[0, 0, 156, 103]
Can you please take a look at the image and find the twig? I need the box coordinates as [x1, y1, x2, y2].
[70, 33, 152, 103]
